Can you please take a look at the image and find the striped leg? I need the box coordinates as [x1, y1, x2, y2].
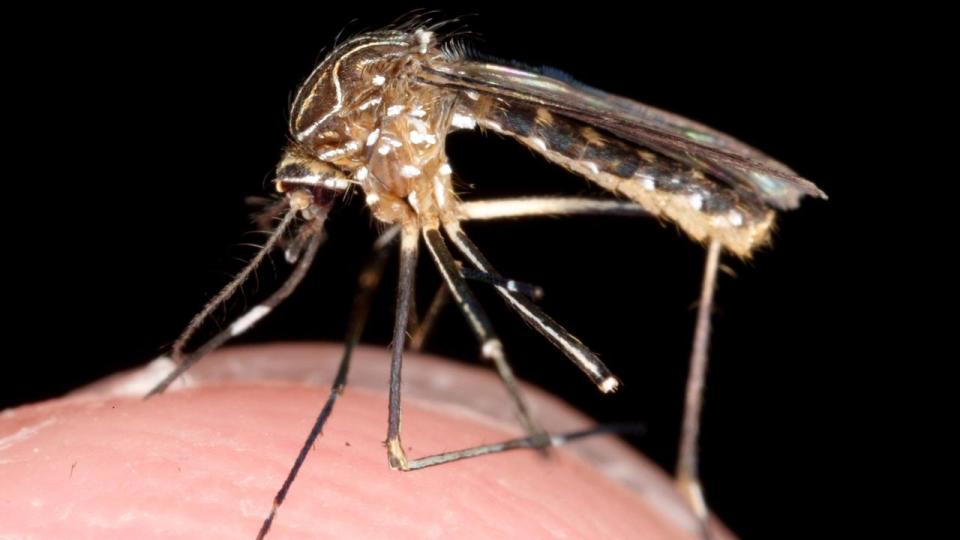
[256, 225, 399, 540]
[443, 221, 620, 394]
[676, 239, 722, 539]
[145, 217, 322, 398]
[410, 196, 645, 349]
[423, 227, 543, 438]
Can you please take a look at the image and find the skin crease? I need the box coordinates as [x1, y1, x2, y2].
[0, 343, 733, 539]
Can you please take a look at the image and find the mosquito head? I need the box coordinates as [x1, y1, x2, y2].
[273, 146, 353, 217]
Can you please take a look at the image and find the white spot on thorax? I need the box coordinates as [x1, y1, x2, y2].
[377, 144, 391, 155]
[451, 113, 477, 130]
[434, 177, 448, 207]
[688, 193, 704, 210]
[439, 163, 452, 176]
[372, 74, 386, 86]
[466, 90, 480, 101]
[387, 104, 405, 116]
[357, 97, 381, 111]
[356, 166, 369, 181]
[408, 130, 437, 145]
[409, 105, 426, 118]
[638, 174, 656, 191]
[728, 210, 744, 226]
[400, 165, 421, 178]
[407, 191, 420, 212]
[415, 29, 434, 54]
[366, 129, 380, 146]
[317, 141, 358, 161]
[365, 193, 380, 205]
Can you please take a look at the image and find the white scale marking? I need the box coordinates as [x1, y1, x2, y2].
[323, 178, 351, 190]
[366, 129, 380, 146]
[400, 165, 421, 178]
[688, 193, 704, 210]
[639, 175, 656, 191]
[481, 339, 503, 360]
[230, 306, 272, 336]
[355, 166, 369, 181]
[365, 193, 380, 205]
[530, 137, 548, 151]
[409, 105, 426, 117]
[451, 113, 477, 130]
[372, 74, 385, 86]
[600, 376, 620, 393]
[357, 97, 381, 111]
[317, 141, 358, 161]
[415, 30, 433, 54]
[439, 163, 452, 176]
[728, 210, 744, 226]
[484, 120, 502, 132]
[434, 177, 447, 207]
[387, 104, 405, 116]
[377, 144, 391, 155]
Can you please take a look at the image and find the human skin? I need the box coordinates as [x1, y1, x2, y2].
[0, 343, 731, 539]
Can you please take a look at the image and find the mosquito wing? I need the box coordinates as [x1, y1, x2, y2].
[420, 61, 826, 210]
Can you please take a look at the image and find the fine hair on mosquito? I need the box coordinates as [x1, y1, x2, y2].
[145, 13, 826, 540]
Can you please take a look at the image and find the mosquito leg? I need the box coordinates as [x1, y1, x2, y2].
[386, 225, 420, 470]
[443, 221, 620, 394]
[676, 238, 722, 539]
[403, 422, 643, 470]
[460, 267, 544, 300]
[409, 265, 542, 352]
[423, 228, 543, 438]
[145, 217, 322, 398]
[255, 225, 399, 540]
[408, 284, 449, 351]
[168, 205, 299, 367]
[459, 197, 648, 221]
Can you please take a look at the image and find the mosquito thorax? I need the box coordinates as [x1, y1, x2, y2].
[285, 28, 460, 228]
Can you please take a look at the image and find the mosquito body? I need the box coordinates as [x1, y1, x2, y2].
[148, 19, 825, 539]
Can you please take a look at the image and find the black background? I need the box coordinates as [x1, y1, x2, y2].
[6, 4, 913, 539]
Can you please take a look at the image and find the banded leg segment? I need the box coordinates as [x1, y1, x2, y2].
[676, 238, 722, 538]
[146, 221, 324, 398]
[443, 221, 620, 394]
[409, 196, 645, 350]
[423, 228, 543, 437]
[255, 226, 399, 540]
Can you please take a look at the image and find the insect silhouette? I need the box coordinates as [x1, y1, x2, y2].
[146, 16, 826, 539]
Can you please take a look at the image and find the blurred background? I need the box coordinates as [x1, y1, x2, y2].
[6, 4, 909, 538]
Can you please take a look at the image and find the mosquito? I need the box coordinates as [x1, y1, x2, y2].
[145, 16, 826, 539]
